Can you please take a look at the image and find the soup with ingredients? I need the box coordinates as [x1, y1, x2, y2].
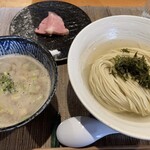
[0, 54, 51, 128]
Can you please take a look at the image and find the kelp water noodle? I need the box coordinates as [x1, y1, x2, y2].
[89, 47, 150, 116]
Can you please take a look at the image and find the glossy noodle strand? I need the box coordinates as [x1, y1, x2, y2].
[89, 48, 150, 116]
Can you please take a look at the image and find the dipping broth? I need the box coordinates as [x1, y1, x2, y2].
[0, 54, 51, 127]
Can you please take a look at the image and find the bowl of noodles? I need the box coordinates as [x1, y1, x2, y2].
[0, 36, 57, 131]
[68, 15, 150, 140]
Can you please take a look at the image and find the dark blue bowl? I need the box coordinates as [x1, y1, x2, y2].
[0, 36, 57, 132]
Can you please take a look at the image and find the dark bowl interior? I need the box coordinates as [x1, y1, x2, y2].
[0, 36, 57, 132]
[9, 1, 91, 61]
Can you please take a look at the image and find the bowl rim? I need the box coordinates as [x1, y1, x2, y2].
[68, 15, 150, 140]
[0, 35, 58, 132]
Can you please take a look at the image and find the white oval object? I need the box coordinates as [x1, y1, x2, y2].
[56, 116, 117, 147]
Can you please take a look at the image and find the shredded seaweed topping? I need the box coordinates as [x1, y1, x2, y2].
[0, 72, 15, 93]
[121, 48, 130, 53]
[112, 49, 150, 88]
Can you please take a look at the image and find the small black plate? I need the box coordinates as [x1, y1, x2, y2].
[9, 1, 91, 61]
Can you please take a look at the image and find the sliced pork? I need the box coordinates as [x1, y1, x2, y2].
[35, 17, 48, 34]
[35, 12, 69, 36]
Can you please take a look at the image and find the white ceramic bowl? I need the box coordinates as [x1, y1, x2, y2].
[68, 15, 150, 140]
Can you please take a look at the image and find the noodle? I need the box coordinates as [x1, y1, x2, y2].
[89, 48, 150, 116]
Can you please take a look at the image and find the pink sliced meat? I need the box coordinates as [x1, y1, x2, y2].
[35, 12, 69, 35]
[35, 17, 48, 34]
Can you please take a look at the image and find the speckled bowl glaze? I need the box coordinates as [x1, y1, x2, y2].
[9, 1, 91, 61]
[68, 15, 150, 140]
[0, 36, 57, 132]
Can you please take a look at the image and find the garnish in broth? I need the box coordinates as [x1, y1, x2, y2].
[0, 54, 51, 128]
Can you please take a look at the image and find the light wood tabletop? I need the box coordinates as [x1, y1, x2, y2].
[0, 0, 147, 7]
[0, 0, 150, 150]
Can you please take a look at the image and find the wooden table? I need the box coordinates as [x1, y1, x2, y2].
[0, 0, 150, 150]
[0, 0, 147, 7]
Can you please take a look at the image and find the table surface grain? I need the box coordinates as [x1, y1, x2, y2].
[0, 1, 150, 150]
[0, 0, 147, 7]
